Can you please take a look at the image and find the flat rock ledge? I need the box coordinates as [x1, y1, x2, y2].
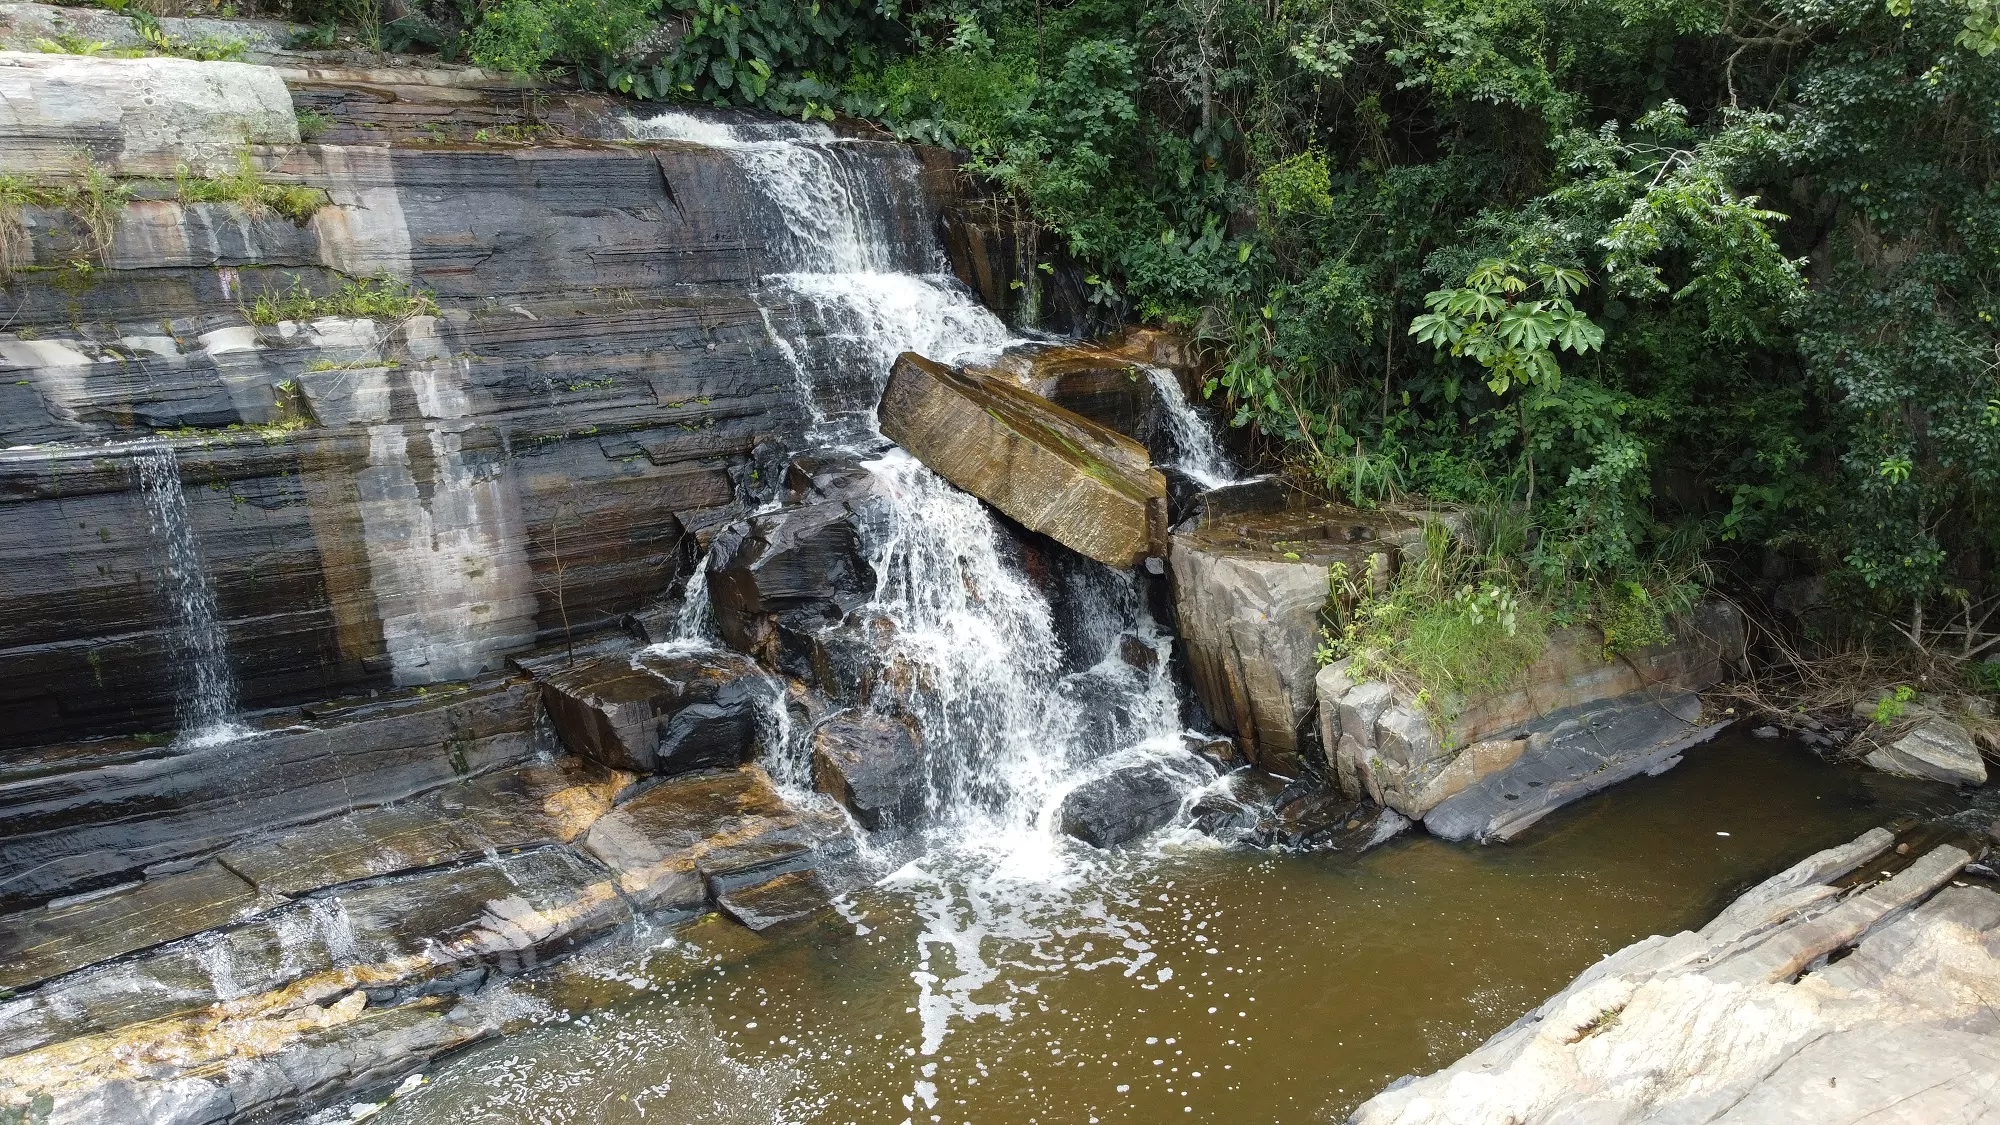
[1349, 827, 2000, 1124]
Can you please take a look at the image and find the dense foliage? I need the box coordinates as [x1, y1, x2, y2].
[309, 0, 1998, 672]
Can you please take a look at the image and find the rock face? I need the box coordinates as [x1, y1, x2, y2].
[707, 490, 880, 673]
[1170, 502, 1416, 773]
[1058, 752, 1214, 848]
[0, 48, 976, 750]
[962, 342, 1161, 446]
[1349, 829, 1998, 1125]
[1865, 719, 1988, 786]
[1316, 600, 1745, 836]
[811, 710, 927, 830]
[538, 648, 774, 774]
[878, 351, 1169, 569]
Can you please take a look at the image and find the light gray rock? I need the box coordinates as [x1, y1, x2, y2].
[1864, 719, 1987, 786]
[0, 51, 297, 178]
[1349, 836, 2000, 1125]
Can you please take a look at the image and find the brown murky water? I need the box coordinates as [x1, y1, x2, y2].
[361, 734, 1960, 1125]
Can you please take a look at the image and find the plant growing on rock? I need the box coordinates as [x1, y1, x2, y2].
[245, 274, 436, 325]
[176, 153, 327, 225]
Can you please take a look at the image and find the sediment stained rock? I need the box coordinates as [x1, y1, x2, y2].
[877, 352, 1168, 569]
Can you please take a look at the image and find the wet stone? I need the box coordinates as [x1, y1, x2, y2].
[706, 497, 880, 674]
[811, 710, 927, 831]
[538, 649, 774, 775]
[1059, 753, 1215, 849]
[581, 766, 846, 915]
[715, 868, 834, 931]
[0, 860, 280, 992]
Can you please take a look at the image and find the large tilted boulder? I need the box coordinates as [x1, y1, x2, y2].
[1351, 830, 1997, 1125]
[538, 648, 775, 774]
[1169, 502, 1416, 773]
[878, 352, 1168, 568]
[1316, 600, 1747, 839]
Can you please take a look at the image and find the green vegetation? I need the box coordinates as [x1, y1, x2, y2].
[33, 10, 247, 60]
[176, 153, 327, 224]
[0, 157, 132, 273]
[245, 275, 436, 325]
[295, 107, 334, 142]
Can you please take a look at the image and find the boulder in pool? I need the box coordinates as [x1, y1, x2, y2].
[1865, 719, 1987, 786]
[1058, 753, 1214, 849]
[877, 352, 1168, 569]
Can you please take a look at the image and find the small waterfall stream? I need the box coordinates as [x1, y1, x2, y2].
[134, 443, 242, 745]
[1146, 366, 1241, 489]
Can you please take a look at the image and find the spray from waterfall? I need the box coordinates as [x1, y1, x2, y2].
[135, 444, 243, 746]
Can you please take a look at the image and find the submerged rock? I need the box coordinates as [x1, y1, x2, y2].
[1865, 719, 1988, 786]
[878, 352, 1168, 568]
[1058, 753, 1215, 849]
[811, 710, 927, 831]
[539, 649, 774, 775]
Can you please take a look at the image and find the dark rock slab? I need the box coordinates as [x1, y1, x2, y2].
[1059, 753, 1215, 849]
[811, 711, 927, 830]
[715, 868, 834, 931]
[0, 676, 549, 911]
[580, 766, 846, 914]
[707, 498, 879, 670]
[538, 648, 774, 775]
[0, 860, 279, 993]
[1423, 690, 1728, 843]
[878, 352, 1168, 568]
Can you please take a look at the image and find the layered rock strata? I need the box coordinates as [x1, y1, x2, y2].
[1350, 827, 2000, 1124]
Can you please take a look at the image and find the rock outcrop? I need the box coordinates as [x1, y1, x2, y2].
[1866, 719, 1988, 786]
[1058, 751, 1215, 848]
[878, 351, 1168, 568]
[1169, 501, 1416, 773]
[1316, 600, 1746, 838]
[538, 647, 775, 774]
[1349, 827, 1999, 1124]
[0, 44, 973, 750]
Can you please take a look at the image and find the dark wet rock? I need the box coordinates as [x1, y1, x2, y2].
[0, 677, 551, 912]
[1058, 753, 1215, 849]
[879, 352, 1169, 568]
[707, 498, 879, 673]
[1423, 691, 1729, 843]
[962, 343, 1160, 445]
[1188, 733, 1241, 772]
[538, 648, 774, 775]
[0, 860, 280, 993]
[580, 766, 847, 914]
[811, 711, 927, 831]
[1189, 791, 1264, 838]
[715, 868, 834, 931]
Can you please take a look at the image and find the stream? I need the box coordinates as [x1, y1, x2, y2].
[351, 731, 1963, 1125]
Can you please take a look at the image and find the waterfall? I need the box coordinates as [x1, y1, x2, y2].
[625, 112, 1199, 1076]
[135, 444, 243, 746]
[1145, 365, 1240, 489]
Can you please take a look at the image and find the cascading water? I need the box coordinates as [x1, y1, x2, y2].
[135, 443, 243, 746]
[620, 109, 1204, 1074]
[1146, 366, 1241, 489]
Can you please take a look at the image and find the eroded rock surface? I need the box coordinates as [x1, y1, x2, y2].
[878, 352, 1168, 568]
[539, 648, 774, 774]
[1349, 829, 1999, 1125]
[811, 710, 927, 830]
[1866, 719, 1988, 786]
